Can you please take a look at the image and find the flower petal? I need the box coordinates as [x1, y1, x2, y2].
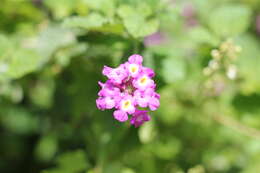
[128, 54, 143, 65]
[113, 110, 128, 122]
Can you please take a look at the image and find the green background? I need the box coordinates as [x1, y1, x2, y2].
[0, 0, 260, 172]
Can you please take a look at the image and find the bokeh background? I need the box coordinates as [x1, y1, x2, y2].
[1, 0, 260, 172]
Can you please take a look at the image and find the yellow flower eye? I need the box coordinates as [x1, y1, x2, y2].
[139, 76, 148, 85]
[129, 64, 138, 74]
[131, 67, 137, 73]
[123, 100, 131, 109]
[140, 77, 146, 84]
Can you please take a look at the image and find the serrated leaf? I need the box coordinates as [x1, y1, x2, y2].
[117, 5, 133, 19]
[37, 26, 76, 62]
[6, 49, 42, 79]
[123, 17, 159, 38]
[44, 0, 76, 19]
[208, 5, 252, 37]
[188, 26, 219, 46]
[63, 13, 107, 29]
[117, 5, 159, 38]
[82, 0, 116, 17]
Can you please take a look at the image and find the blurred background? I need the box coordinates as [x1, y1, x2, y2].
[1, 0, 260, 172]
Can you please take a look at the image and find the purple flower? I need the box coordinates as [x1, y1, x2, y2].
[130, 110, 151, 127]
[128, 54, 143, 64]
[133, 74, 155, 91]
[144, 32, 166, 47]
[102, 65, 128, 84]
[256, 15, 260, 35]
[181, 3, 198, 28]
[181, 3, 196, 18]
[114, 110, 128, 122]
[96, 54, 160, 127]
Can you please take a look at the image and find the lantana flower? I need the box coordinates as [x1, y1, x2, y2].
[96, 54, 160, 127]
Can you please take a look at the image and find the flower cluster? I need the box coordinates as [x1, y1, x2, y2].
[202, 39, 241, 96]
[96, 54, 160, 127]
[203, 39, 241, 80]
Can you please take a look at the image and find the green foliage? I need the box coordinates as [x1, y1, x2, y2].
[42, 150, 89, 173]
[63, 13, 108, 29]
[1, 0, 260, 173]
[117, 4, 159, 38]
[208, 5, 252, 37]
[161, 56, 187, 83]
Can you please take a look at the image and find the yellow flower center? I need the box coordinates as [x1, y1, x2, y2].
[131, 67, 137, 73]
[122, 100, 131, 110]
[139, 76, 147, 85]
[140, 77, 146, 84]
[129, 64, 138, 74]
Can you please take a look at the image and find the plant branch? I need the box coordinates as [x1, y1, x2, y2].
[213, 114, 260, 140]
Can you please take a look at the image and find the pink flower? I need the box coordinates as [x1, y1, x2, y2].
[96, 54, 160, 127]
[128, 54, 143, 65]
[96, 97, 115, 109]
[125, 62, 141, 78]
[98, 81, 120, 97]
[134, 89, 160, 110]
[256, 15, 260, 35]
[142, 67, 155, 78]
[102, 65, 128, 84]
[144, 32, 166, 47]
[133, 74, 155, 91]
[130, 110, 151, 127]
[134, 90, 149, 108]
[119, 94, 136, 114]
[149, 93, 160, 111]
[114, 110, 128, 122]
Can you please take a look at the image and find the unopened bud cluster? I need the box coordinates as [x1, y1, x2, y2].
[203, 39, 241, 96]
[203, 39, 241, 80]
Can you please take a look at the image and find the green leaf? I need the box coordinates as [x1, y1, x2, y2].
[0, 34, 45, 80]
[124, 17, 159, 38]
[138, 122, 157, 144]
[55, 43, 88, 67]
[103, 162, 123, 173]
[6, 49, 42, 79]
[42, 150, 89, 173]
[44, 0, 76, 19]
[161, 56, 186, 83]
[82, 0, 116, 17]
[0, 107, 38, 134]
[158, 86, 182, 125]
[208, 5, 252, 37]
[235, 34, 260, 94]
[152, 137, 181, 160]
[57, 150, 89, 171]
[0, 27, 76, 80]
[35, 135, 58, 161]
[0, 34, 12, 58]
[188, 26, 219, 46]
[29, 78, 55, 109]
[36, 26, 76, 61]
[117, 5, 159, 38]
[63, 13, 107, 29]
